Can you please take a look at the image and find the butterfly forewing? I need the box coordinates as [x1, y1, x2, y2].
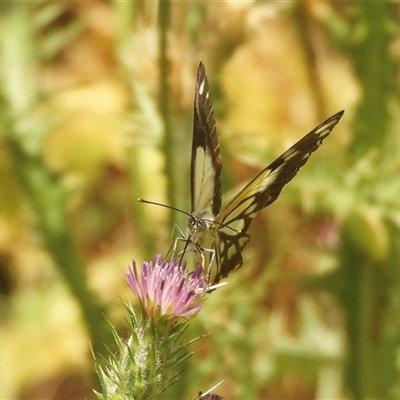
[190, 62, 222, 218]
[218, 111, 344, 227]
[211, 110, 344, 283]
[186, 63, 223, 277]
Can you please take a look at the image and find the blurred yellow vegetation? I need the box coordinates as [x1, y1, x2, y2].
[0, 2, 397, 399]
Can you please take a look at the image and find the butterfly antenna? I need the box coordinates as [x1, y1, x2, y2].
[139, 198, 238, 234]
[139, 199, 195, 265]
[138, 198, 193, 218]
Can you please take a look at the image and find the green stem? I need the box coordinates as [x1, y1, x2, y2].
[5, 133, 112, 358]
[112, 1, 156, 257]
[158, 0, 172, 217]
[158, 0, 184, 227]
[340, 230, 379, 398]
[0, 2, 112, 366]
[350, 2, 392, 158]
[342, 2, 394, 398]
[295, 1, 327, 121]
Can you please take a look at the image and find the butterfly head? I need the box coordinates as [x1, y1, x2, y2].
[187, 210, 216, 254]
[187, 210, 215, 232]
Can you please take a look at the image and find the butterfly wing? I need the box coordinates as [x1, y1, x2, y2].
[211, 110, 345, 283]
[190, 62, 222, 219]
[186, 63, 223, 276]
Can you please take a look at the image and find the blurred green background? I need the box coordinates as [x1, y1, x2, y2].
[0, 1, 399, 399]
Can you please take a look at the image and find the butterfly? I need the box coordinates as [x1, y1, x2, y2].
[182, 62, 344, 285]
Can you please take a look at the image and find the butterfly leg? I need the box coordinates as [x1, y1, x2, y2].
[166, 224, 217, 280]
[193, 245, 216, 281]
[164, 223, 185, 259]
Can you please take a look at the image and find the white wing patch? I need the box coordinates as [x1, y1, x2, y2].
[193, 147, 217, 216]
[199, 78, 206, 95]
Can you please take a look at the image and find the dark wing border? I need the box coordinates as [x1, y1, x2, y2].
[220, 110, 344, 228]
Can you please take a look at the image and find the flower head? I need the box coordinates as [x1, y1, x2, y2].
[125, 255, 207, 319]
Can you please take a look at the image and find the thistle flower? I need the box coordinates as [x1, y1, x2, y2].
[125, 254, 207, 320]
[95, 255, 209, 400]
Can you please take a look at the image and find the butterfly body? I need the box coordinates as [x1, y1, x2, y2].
[186, 62, 344, 285]
[187, 215, 215, 263]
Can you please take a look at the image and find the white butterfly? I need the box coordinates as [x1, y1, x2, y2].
[185, 62, 344, 285]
